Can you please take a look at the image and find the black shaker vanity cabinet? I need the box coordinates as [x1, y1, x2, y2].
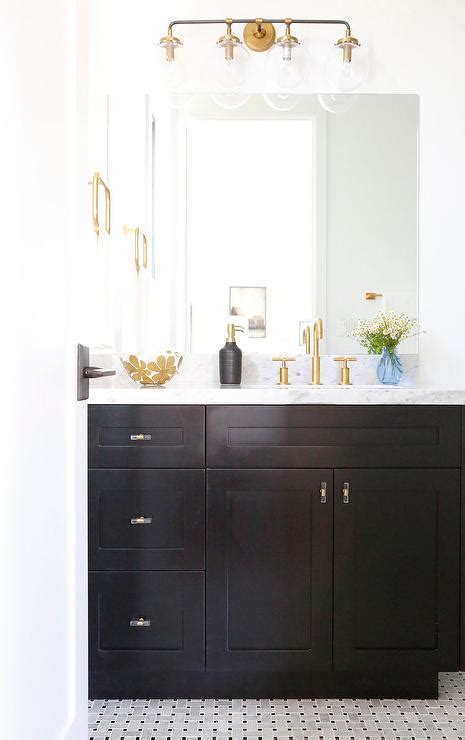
[88, 404, 463, 699]
[207, 469, 333, 673]
[333, 468, 460, 673]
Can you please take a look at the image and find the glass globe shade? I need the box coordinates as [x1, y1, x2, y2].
[212, 41, 249, 93]
[264, 41, 308, 91]
[318, 93, 359, 114]
[263, 92, 301, 112]
[157, 38, 187, 91]
[211, 92, 250, 110]
[323, 42, 368, 92]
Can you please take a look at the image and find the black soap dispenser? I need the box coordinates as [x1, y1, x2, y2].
[219, 323, 244, 385]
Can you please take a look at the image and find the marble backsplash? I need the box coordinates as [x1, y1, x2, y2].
[90, 351, 419, 389]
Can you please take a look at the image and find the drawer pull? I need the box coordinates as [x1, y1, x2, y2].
[320, 482, 327, 503]
[130, 433, 152, 441]
[129, 616, 151, 628]
[342, 481, 350, 504]
[130, 516, 152, 525]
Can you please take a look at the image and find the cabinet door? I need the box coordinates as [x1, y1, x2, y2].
[334, 469, 460, 672]
[207, 469, 333, 672]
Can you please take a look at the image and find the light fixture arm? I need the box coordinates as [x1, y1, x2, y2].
[166, 18, 351, 36]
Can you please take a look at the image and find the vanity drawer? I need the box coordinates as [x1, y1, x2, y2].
[89, 469, 205, 570]
[206, 405, 461, 469]
[89, 571, 204, 672]
[88, 405, 205, 468]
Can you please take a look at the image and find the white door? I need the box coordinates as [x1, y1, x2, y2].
[0, 1, 94, 738]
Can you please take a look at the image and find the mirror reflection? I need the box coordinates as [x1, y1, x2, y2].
[154, 94, 418, 355]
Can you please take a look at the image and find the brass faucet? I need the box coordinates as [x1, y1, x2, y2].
[312, 318, 323, 384]
[302, 319, 324, 384]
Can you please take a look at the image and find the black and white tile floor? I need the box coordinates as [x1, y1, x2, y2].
[88, 672, 465, 740]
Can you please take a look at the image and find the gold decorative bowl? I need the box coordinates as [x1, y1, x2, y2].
[121, 352, 183, 386]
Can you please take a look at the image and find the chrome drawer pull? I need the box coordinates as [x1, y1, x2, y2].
[129, 617, 151, 628]
[130, 516, 152, 525]
[320, 482, 327, 503]
[342, 481, 350, 504]
[130, 433, 152, 441]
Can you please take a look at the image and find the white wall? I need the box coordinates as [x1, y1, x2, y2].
[92, 0, 465, 388]
[0, 1, 88, 738]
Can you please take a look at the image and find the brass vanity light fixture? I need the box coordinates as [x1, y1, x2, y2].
[89, 171, 111, 237]
[159, 17, 361, 89]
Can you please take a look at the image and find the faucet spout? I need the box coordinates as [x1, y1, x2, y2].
[302, 325, 311, 355]
[312, 318, 323, 384]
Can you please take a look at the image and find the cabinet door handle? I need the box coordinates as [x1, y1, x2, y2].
[142, 231, 148, 269]
[342, 481, 350, 504]
[129, 617, 151, 628]
[89, 171, 111, 237]
[124, 225, 140, 274]
[320, 482, 327, 503]
[130, 516, 152, 525]
[130, 433, 152, 441]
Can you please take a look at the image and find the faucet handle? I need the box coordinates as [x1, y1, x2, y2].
[333, 356, 357, 385]
[272, 356, 296, 386]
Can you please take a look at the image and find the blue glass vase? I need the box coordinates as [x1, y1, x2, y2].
[376, 348, 403, 385]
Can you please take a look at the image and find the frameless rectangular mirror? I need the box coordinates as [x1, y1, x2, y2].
[153, 94, 418, 355]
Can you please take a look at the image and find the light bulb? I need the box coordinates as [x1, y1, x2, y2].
[158, 33, 187, 89]
[324, 38, 367, 93]
[213, 39, 249, 92]
[264, 24, 308, 92]
[263, 92, 301, 112]
[318, 93, 359, 114]
[157, 50, 190, 109]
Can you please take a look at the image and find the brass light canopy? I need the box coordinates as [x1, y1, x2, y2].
[243, 18, 276, 52]
[274, 18, 301, 63]
[335, 33, 361, 63]
[217, 18, 242, 60]
[159, 29, 182, 61]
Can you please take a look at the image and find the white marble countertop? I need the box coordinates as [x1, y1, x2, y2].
[89, 384, 465, 405]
